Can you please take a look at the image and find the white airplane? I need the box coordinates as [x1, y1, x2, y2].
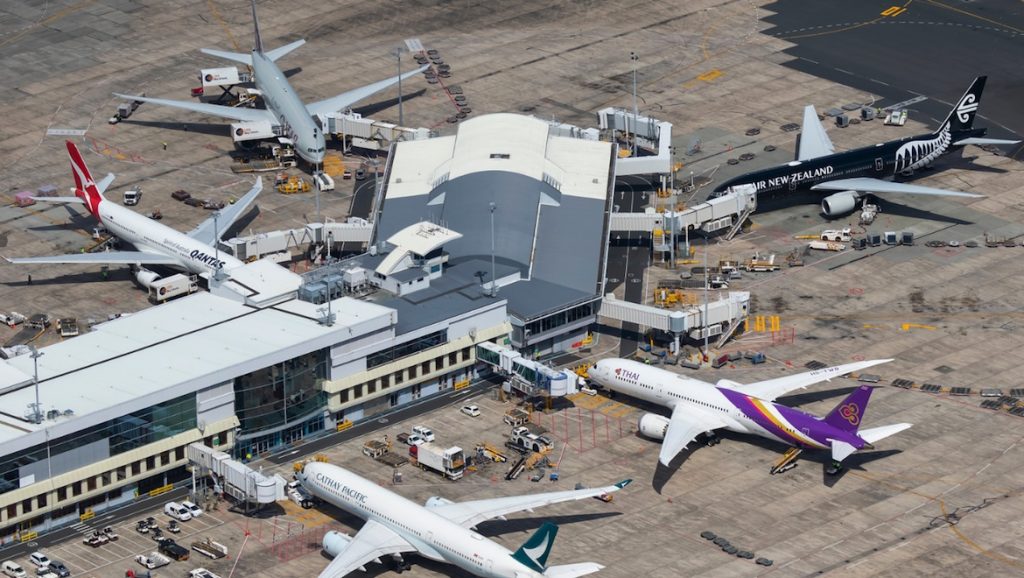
[588, 358, 912, 473]
[296, 461, 632, 578]
[5, 141, 259, 287]
[115, 0, 425, 167]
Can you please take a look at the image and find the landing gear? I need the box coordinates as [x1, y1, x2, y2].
[825, 460, 844, 476]
[391, 553, 410, 573]
[703, 432, 721, 447]
[770, 447, 802, 475]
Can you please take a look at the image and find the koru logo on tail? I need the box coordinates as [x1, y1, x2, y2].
[839, 402, 860, 426]
[956, 93, 978, 123]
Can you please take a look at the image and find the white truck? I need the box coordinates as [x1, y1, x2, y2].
[148, 274, 199, 303]
[808, 240, 846, 252]
[819, 228, 852, 242]
[510, 426, 554, 453]
[744, 253, 779, 272]
[134, 552, 171, 569]
[123, 187, 142, 206]
[411, 444, 465, 480]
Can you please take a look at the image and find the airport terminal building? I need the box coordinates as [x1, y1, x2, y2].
[0, 113, 616, 541]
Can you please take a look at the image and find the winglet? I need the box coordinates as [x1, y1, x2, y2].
[614, 479, 632, 490]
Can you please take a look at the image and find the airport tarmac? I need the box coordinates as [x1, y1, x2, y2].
[2, 0, 1024, 576]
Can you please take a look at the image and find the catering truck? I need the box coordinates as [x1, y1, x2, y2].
[410, 444, 465, 480]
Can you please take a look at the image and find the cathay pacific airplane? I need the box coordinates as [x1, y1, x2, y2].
[713, 76, 1019, 216]
[115, 0, 425, 167]
[588, 358, 911, 474]
[5, 141, 262, 287]
[296, 461, 631, 578]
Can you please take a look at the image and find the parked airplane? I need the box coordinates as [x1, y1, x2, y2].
[5, 141, 259, 287]
[713, 76, 1020, 216]
[114, 0, 424, 167]
[587, 358, 912, 473]
[296, 461, 631, 578]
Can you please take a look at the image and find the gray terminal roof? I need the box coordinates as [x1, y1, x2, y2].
[375, 114, 614, 321]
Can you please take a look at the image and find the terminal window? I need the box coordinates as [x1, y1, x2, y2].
[367, 330, 447, 370]
[57, 487, 66, 502]
[408, 365, 417, 379]
[234, 349, 328, 435]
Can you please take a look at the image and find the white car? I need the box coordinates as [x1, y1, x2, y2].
[460, 405, 481, 417]
[28, 554, 49, 569]
[164, 501, 192, 521]
[2, 561, 27, 578]
[181, 500, 203, 518]
[405, 434, 425, 446]
[411, 425, 435, 442]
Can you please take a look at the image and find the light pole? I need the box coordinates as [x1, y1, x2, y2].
[489, 202, 497, 297]
[395, 47, 404, 126]
[28, 345, 43, 424]
[212, 211, 222, 283]
[630, 51, 639, 157]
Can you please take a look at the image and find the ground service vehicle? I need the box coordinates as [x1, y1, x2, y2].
[411, 444, 465, 480]
[510, 426, 554, 453]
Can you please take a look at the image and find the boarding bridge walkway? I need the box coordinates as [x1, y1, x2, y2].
[223, 218, 374, 262]
[609, 185, 757, 237]
[599, 292, 750, 342]
[187, 443, 286, 506]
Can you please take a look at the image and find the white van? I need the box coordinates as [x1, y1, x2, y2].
[2, 561, 26, 578]
[411, 425, 435, 442]
[164, 501, 193, 521]
[28, 554, 49, 569]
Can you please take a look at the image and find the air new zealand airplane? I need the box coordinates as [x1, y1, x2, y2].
[714, 76, 1019, 217]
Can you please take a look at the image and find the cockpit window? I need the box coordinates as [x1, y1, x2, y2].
[312, 115, 323, 129]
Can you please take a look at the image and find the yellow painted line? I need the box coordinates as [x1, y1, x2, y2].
[697, 69, 721, 82]
[924, 0, 1023, 34]
[901, 323, 936, 331]
[0, 0, 94, 49]
[207, 0, 244, 52]
[881, 6, 907, 17]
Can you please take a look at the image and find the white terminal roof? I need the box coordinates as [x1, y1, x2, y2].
[376, 222, 463, 275]
[385, 113, 611, 202]
[0, 291, 396, 452]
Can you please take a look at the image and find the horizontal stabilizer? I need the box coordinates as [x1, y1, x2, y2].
[95, 172, 115, 195]
[544, 563, 605, 578]
[831, 440, 858, 462]
[29, 196, 83, 204]
[811, 177, 983, 198]
[200, 48, 252, 66]
[858, 423, 913, 444]
[953, 137, 1022, 147]
[265, 39, 306, 62]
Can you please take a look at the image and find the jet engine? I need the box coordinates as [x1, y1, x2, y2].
[638, 414, 672, 441]
[323, 531, 354, 558]
[820, 191, 860, 217]
[133, 267, 161, 289]
[424, 496, 454, 508]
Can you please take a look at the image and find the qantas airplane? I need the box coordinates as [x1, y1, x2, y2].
[115, 0, 424, 167]
[588, 358, 912, 473]
[6, 141, 261, 287]
[297, 461, 631, 578]
[713, 76, 1019, 216]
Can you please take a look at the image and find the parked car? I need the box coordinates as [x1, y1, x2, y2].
[157, 538, 190, 561]
[411, 425, 435, 442]
[181, 500, 203, 518]
[183, 197, 204, 207]
[171, 190, 191, 201]
[2, 561, 26, 578]
[28, 554, 50, 569]
[164, 501, 192, 521]
[46, 561, 69, 578]
[404, 434, 425, 446]
[460, 405, 481, 417]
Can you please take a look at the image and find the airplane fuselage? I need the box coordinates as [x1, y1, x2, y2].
[714, 126, 985, 199]
[250, 51, 325, 165]
[298, 463, 543, 578]
[95, 199, 245, 276]
[590, 359, 863, 451]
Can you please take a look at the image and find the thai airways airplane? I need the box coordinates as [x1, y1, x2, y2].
[5, 141, 260, 287]
[296, 461, 631, 578]
[713, 76, 1019, 216]
[587, 358, 912, 473]
[115, 0, 425, 167]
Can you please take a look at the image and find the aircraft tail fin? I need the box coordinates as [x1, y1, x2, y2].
[251, 0, 263, 53]
[939, 76, 986, 133]
[543, 563, 605, 578]
[65, 141, 105, 217]
[822, 385, 873, 434]
[512, 522, 558, 573]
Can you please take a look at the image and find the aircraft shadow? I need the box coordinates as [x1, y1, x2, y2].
[931, 154, 1010, 175]
[476, 511, 622, 537]
[351, 89, 428, 118]
[823, 449, 904, 487]
[870, 198, 974, 225]
[119, 119, 229, 138]
[652, 445, 700, 494]
[776, 386, 859, 407]
[3, 268, 134, 287]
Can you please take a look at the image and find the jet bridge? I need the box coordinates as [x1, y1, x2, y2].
[599, 291, 750, 351]
[222, 217, 374, 262]
[475, 342, 581, 398]
[187, 443, 286, 507]
[610, 185, 757, 240]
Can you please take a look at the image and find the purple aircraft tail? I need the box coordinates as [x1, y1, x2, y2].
[823, 385, 874, 433]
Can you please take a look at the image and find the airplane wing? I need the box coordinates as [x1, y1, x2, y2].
[731, 359, 892, 402]
[953, 137, 1021, 147]
[29, 197, 83, 204]
[112, 93, 274, 123]
[5, 251, 181, 266]
[811, 178, 983, 198]
[305, 66, 428, 117]
[657, 402, 731, 467]
[318, 520, 415, 578]
[797, 105, 835, 161]
[427, 479, 632, 529]
[186, 177, 263, 245]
